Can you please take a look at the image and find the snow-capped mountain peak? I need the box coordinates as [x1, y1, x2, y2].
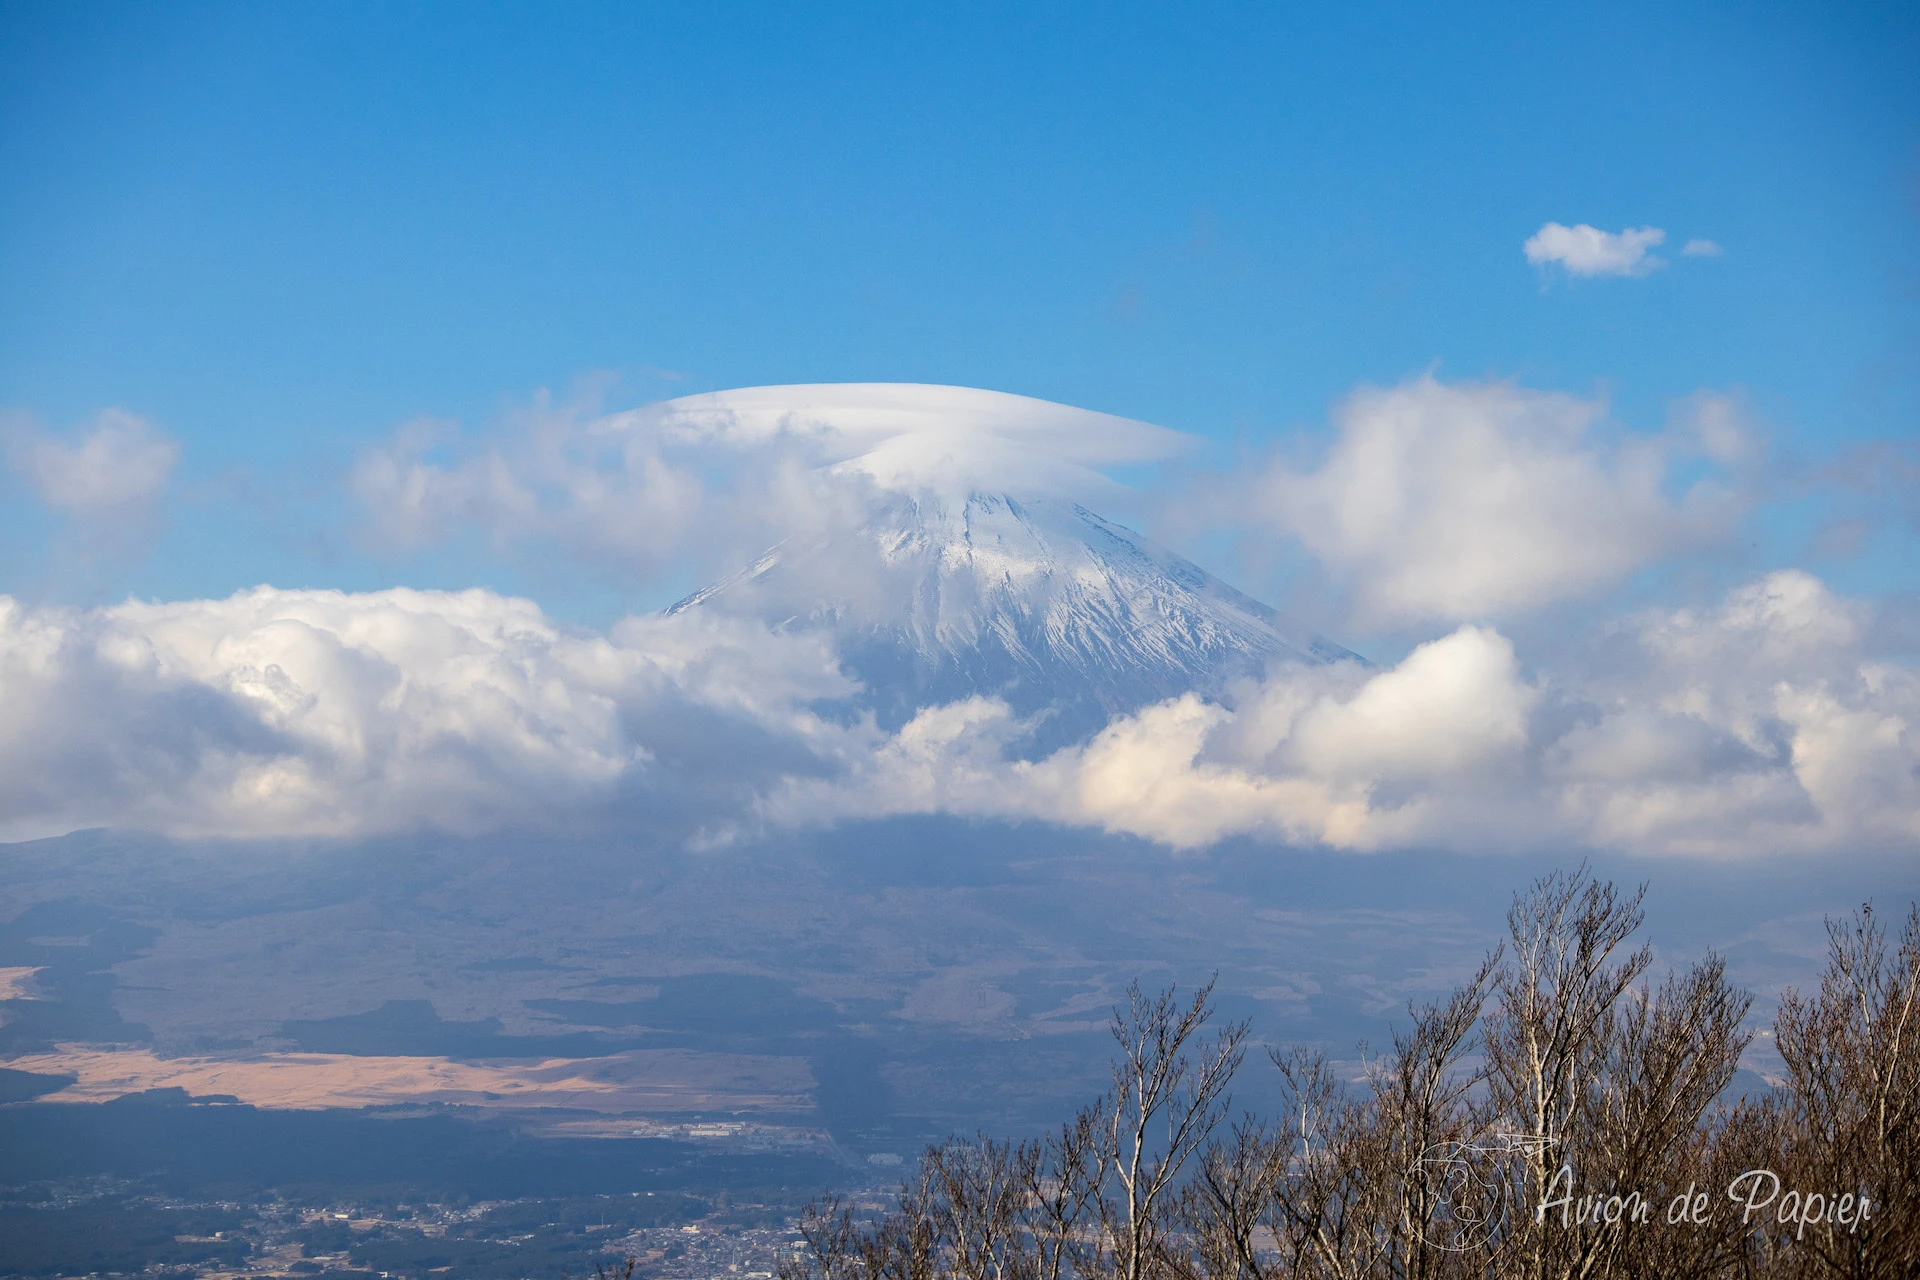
[670, 491, 1356, 742]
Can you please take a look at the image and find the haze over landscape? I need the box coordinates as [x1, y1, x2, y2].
[0, 5, 1917, 1279]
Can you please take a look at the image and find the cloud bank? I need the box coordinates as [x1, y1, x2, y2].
[2, 378, 1910, 859]
[0, 586, 853, 841]
[773, 572, 1920, 857]
[2, 570, 1913, 858]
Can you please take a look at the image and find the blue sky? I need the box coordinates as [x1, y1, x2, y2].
[3, 0, 1916, 619]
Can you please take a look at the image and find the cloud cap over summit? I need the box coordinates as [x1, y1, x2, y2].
[645, 382, 1195, 501]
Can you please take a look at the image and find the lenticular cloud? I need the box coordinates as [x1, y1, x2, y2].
[645, 383, 1192, 499]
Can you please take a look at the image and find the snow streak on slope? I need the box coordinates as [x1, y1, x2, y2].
[670, 492, 1358, 743]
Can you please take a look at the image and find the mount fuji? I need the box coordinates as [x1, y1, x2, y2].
[669, 488, 1360, 745]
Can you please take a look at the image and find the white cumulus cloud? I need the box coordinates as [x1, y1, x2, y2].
[771, 572, 1920, 857]
[766, 626, 1546, 851]
[1204, 376, 1752, 625]
[0, 572, 1913, 859]
[1524, 222, 1667, 277]
[0, 586, 856, 842]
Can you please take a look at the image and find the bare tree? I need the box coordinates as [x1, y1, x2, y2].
[1181, 1113, 1283, 1280]
[780, 1195, 861, 1280]
[1374, 953, 1502, 1278]
[1771, 903, 1920, 1278]
[1092, 978, 1249, 1280]
[921, 1135, 1041, 1280]
[1029, 1110, 1103, 1280]
[1264, 1045, 1395, 1280]
[1573, 954, 1753, 1280]
[1482, 866, 1652, 1280]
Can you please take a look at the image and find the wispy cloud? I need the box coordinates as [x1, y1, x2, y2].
[1682, 238, 1725, 257]
[1524, 222, 1667, 277]
[4, 408, 180, 516]
[350, 383, 1190, 580]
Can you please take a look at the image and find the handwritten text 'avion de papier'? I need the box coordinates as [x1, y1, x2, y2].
[1538, 1167, 1872, 1240]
